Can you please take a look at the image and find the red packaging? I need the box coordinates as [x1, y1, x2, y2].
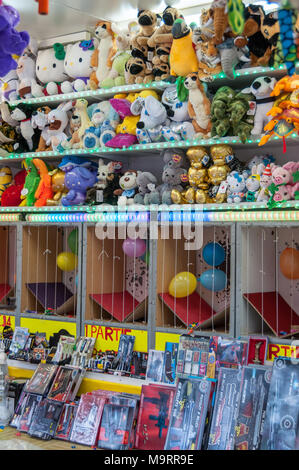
[70, 393, 106, 446]
[246, 336, 268, 366]
[47, 366, 83, 403]
[135, 384, 175, 450]
[55, 403, 78, 441]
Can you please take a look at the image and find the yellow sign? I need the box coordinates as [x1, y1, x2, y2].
[155, 332, 180, 351]
[84, 324, 147, 355]
[0, 314, 15, 333]
[20, 318, 76, 340]
[267, 343, 299, 361]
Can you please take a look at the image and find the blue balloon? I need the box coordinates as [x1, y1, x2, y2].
[202, 242, 225, 267]
[198, 269, 227, 291]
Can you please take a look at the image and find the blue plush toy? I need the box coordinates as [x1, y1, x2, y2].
[130, 95, 167, 144]
[61, 166, 97, 206]
[83, 101, 119, 149]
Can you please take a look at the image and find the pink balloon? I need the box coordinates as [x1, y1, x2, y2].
[122, 238, 146, 257]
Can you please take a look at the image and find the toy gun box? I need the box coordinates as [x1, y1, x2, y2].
[47, 365, 85, 403]
[146, 350, 165, 383]
[55, 402, 78, 441]
[70, 393, 106, 446]
[28, 399, 64, 440]
[163, 342, 178, 384]
[24, 363, 58, 396]
[208, 336, 248, 379]
[108, 335, 135, 376]
[235, 365, 272, 450]
[164, 377, 212, 450]
[18, 393, 43, 433]
[207, 367, 244, 450]
[135, 384, 175, 450]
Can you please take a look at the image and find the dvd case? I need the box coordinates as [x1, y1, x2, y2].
[55, 402, 78, 441]
[135, 384, 175, 450]
[208, 367, 244, 450]
[235, 366, 272, 450]
[70, 393, 106, 446]
[146, 350, 165, 383]
[47, 365, 84, 403]
[176, 335, 210, 379]
[18, 393, 43, 433]
[28, 399, 63, 440]
[24, 363, 58, 396]
[260, 357, 299, 450]
[164, 377, 212, 450]
[98, 403, 136, 450]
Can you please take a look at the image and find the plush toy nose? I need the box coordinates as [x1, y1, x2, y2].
[139, 15, 152, 26]
[137, 121, 144, 129]
[70, 62, 74, 66]
[130, 64, 143, 75]
[42, 67, 47, 71]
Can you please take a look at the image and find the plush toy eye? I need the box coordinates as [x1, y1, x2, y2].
[79, 58, 83, 63]
[102, 24, 107, 29]
[53, 63, 56, 68]
[65, 61, 67, 66]
[37, 65, 40, 70]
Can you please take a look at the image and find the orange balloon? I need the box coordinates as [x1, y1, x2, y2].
[280, 247, 299, 280]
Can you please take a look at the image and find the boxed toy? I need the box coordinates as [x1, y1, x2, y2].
[135, 384, 175, 450]
[47, 365, 84, 403]
[176, 335, 210, 379]
[130, 352, 148, 379]
[208, 336, 248, 379]
[18, 393, 43, 433]
[97, 403, 136, 450]
[10, 391, 28, 428]
[71, 336, 96, 368]
[55, 402, 78, 441]
[235, 366, 272, 450]
[146, 350, 165, 383]
[28, 399, 64, 440]
[164, 377, 212, 450]
[208, 367, 244, 450]
[24, 363, 58, 396]
[246, 336, 268, 366]
[8, 327, 30, 360]
[110, 334, 135, 374]
[260, 357, 299, 450]
[52, 335, 76, 364]
[70, 393, 106, 446]
[163, 342, 178, 384]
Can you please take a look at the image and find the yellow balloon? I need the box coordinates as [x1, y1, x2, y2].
[169, 272, 197, 298]
[57, 252, 78, 271]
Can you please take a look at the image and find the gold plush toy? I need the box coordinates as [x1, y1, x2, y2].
[208, 144, 232, 203]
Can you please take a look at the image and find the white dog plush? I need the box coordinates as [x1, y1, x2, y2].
[242, 76, 277, 135]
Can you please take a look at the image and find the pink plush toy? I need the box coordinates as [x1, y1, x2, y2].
[271, 162, 299, 186]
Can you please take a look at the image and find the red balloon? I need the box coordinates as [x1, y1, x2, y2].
[280, 247, 299, 280]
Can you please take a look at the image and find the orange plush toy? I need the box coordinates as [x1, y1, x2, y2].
[169, 18, 199, 78]
[183, 73, 212, 137]
[33, 159, 53, 207]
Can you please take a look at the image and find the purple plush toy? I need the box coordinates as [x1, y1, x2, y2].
[0, 5, 30, 76]
[61, 166, 97, 206]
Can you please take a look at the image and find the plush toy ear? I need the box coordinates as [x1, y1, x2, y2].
[78, 167, 93, 180]
[241, 86, 251, 94]
[61, 101, 74, 113]
[130, 97, 145, 115]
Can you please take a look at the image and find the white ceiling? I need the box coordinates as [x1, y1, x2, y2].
[6, 0, 211, 40]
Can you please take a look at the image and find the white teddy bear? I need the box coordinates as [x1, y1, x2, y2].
[61, 39, 98, 94]
[32, 43, 69, 97]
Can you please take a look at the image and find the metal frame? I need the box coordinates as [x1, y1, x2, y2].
[235, 222, 299, 345]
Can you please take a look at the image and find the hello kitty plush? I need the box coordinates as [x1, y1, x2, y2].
[61, 40, 97, 94]
[16, 54, 37, 99]
[32, 43, 69, 97]
[246, 164, 264, 202]
[226, 171, 248, 203]
[256, 164, 272, 202]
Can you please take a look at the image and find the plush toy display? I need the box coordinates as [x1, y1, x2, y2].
[0, 4, 30, 76]
[32, 43, 68, 97]
[61, 40, 96, 93]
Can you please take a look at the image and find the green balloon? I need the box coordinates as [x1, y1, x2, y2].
[68, 229, 78, 255]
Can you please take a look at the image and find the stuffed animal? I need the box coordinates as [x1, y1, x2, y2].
[32, 158, 53, 207]
[20, 158, 40, 206]
[47, 168, 67, 205]
[245, 163, 264, 202]
[100, 26, 131, 88]
[32, 43, 68, 97]
[16, 54, 37, 99]
[161, 85, 195, 142]
[242, 76, 277, 135]
[89, 21, 116, 90]
[234, 5, 271, 67]
[256, 163, 272, 202]
[86, 159, 123, 205]
[228, 90, 256, 143]
[31, 105, 52, 152]
[82, 101, 119, 149]
[226, 171, 248, 203]
[0, 69, 19, 102]
[0, 169, 26, 206]
[60, 40, 96, 93]
[208, 144, 232, 202]
[131, 9, 160, 49]
[61, 165, 97, 206]
[10, 103, 39, 151]
[114, 170, 139, 206]
[133, 171, 158, 205]
[0, 166, 12, 202]
[211, 86, 236, 137]
[130, 94, 167, 144]
[169, 18, 199, 78]
[158, 149, 188, 205]
[0, 4, 30, 76]
[192, 36, 222, 82]
[216, 38, 250, 79]
[63, 98, 90, 150]
[183, 73, 212, 137]
[124, 53, 154, 84]
[172, 146, 211, 204]
[0, 121, 21, 156]
[46, 101, 73, 152]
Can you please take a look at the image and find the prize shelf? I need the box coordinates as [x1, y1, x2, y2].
[2, 134, 299, 163]
[8, 63, 299, 108]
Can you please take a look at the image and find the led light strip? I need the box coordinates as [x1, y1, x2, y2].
[0, 214, 20, 222]
[158, 210, 299, 223]
[26, 212, 150, 223]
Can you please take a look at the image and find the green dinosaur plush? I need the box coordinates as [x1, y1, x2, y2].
[211, 86, 236, 120]
[20, 158, 40, 206]
[228, 91, 255, 143]
[211, 118, 232, 138]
